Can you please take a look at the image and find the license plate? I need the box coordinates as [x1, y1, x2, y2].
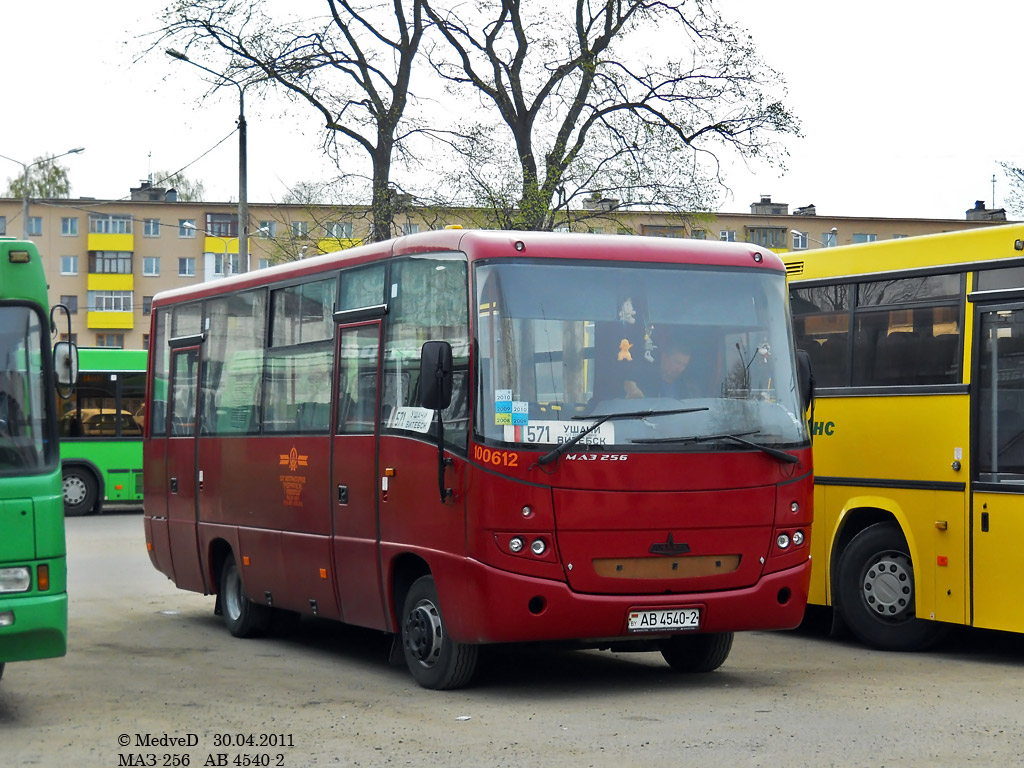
[627, 607, 701, 633]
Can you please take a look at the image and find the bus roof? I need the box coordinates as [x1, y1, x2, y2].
[0, 238, 48, 311]
[784, 223, 1024, 282]
[152, 229, 785, 308]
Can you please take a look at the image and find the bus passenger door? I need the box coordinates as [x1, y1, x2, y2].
[331, 322, 386, 629]
[165, 346, 206, 593]
[972, 303, 1024, 633]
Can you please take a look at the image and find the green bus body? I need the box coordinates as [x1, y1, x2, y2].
[58, 348, 146, 516]
[0, 238, 68, 672]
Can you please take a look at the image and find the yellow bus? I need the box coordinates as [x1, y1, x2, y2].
[785, 223, 1024, 650]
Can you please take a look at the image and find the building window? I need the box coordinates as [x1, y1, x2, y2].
[852, 233, 877, 244]
[792, 231, 808, 250]
[89, 214, 133, 234]
[641, 225, 686, 238]
[720, 230, 737, 242]
[61, 255, 78, 275]
[143, 256, 160, 276]
[893, 233, 908, 239]
[143, 296, 153, 316]
[291, 221, 309, 238]
[258, 257, 270, 270]
[89, 251, 133, 274]
[748, 227, 787, 249]
[179, 219, 197, 238]
[59, 333, 78, 344]
[689, 229, 707, 240]
[206, 213, 239, 238]
[327, 221, 354, 238]
[95, 333, 125, 348]
[0, 216, 6, 235]
[823, 231, 837, 248]
[400, 222, 418, 236]
[209, 252, 240, 277]
[27, 217, 42, 236]
[142, 334, 150, 351]
[179, 257, 196, 276]
[258, 221, 277, 238]
[88, 290, 133, 312]
[143, 218, 160, 237]
[61, 217, 79, 236]
[60, 295, 78, 314]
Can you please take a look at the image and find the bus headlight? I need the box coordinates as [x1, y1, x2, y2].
[531, 539, 547, 556]
[776, 534, 791, 550]
[792, 530, 805, 546]
[0, 567, 31, 593]
[509, 537, 525, 553]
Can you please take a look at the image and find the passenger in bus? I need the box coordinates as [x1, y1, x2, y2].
[623, 337, 699, 399]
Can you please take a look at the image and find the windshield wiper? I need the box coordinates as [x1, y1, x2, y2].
[536, 407, 708, 467]
[632, 430, 800, 465]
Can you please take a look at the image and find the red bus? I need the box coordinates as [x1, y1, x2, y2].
[143, 229, 813, 689]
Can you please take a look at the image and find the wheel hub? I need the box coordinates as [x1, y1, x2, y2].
[64, 476, 86, 505]
[862, 551, 914, 620]
[405, 600, 443, 667]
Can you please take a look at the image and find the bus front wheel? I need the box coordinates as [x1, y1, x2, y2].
[62, 466, 98, 517]
[837, 522, 945, 651]
[400, 575, 478, 690]
[219, 556, 271, 638]
[659, 631, 734, 673]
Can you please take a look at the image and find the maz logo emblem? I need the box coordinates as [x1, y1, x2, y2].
[649, 533, 691, 556]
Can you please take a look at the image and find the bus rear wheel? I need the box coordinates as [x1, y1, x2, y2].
[837, 522, 945, 651]
[659, 632, 734, 673]
[62, 466, 97, 517]
[401, 575, 478, 690]
[219, 556, 271, 638]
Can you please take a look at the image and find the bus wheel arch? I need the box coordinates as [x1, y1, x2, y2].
[218, 553, 272, 638]
[61, 462, 101, 517]
[392, 561, 479, 690]
[834, 517, 945, 651]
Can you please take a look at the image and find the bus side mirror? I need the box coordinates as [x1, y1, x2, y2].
[418, 341, 453, 411]
[796, 349, 814, 411]
[53, 341, 79, 396]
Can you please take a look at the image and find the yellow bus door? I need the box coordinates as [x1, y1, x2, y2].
[971, 303, 1024, 633]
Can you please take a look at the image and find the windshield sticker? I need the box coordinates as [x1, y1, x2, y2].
[504, 420, 615, 446]
[389, 407, 433, 433]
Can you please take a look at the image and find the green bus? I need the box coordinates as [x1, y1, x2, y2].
[0, 237, 76, 682]
[58, 348, 146, 516]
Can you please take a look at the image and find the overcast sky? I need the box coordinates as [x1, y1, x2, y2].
[4, 1, 1021, 221]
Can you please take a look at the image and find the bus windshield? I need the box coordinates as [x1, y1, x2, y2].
[0, 305, 54, 472]
[475, 260, 806, 449]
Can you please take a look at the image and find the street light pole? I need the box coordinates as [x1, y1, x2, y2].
[167, 49, 249, 275]
[0, 147, 85, 238]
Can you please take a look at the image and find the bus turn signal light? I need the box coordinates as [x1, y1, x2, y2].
[37, 564, 50, 591]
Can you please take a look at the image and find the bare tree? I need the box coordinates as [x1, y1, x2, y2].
[150, 169, 207, 202]
[423, 0, 799, 231]
[154, 0, 425, 241]
[1000, 162, 1024, 218]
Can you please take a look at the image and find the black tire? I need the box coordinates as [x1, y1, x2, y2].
[836, 522, 946, 651]
[659, 632, 734, 673]
[62, 465, 98, 517]
[401, 575, 478, 690]
[219, 556, 272, 638]
[0, 662, 5, 681]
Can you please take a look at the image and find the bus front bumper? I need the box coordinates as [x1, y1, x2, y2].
[430, 556, 811, 645]
[0, 592, 68, 662]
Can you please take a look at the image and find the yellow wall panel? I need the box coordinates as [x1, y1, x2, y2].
[87, 233, 134, 252]
[318, 237, 363, 253]
[205, 236, 240, 254]
[87, 311, 134, 330]
[87, 273, 134, 291]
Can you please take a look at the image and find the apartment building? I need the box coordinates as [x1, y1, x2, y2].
[0, 185, 1010, 351]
